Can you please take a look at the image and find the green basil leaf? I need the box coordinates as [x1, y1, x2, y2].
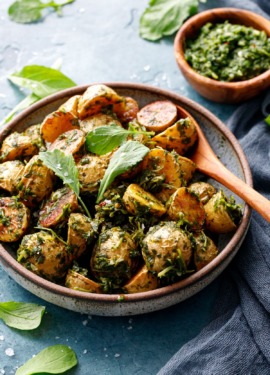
[39, 150, 80, 196]
[265, 114, 270, 126]
[8, 65, 76, 98]
[39, 150, 91, 218]
[0, 301, 45, 330]
[15, 345, 77, 375]
[97, 141, 149, 203]
[85, 125, 130, 155]
[8, 0, 75, 24]
[140, 0, 199, 41]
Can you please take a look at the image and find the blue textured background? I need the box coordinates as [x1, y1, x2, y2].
[0, 1, 237, 374]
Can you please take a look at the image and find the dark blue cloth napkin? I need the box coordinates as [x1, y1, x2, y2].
[158, 1, 270, 374]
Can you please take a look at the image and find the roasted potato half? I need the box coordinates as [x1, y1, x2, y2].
[17, 230, 72, 281]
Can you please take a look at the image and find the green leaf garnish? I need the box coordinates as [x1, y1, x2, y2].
[0, 301, 45, 330]
[265, 114, 270, 126]
[85, 124, 154, 155]
[15, 345, 77, 375]
[39, 150, 91, 218]
[1, 64, 76, 127]
[8, 0, 75, 24]
[139, 0, 199, 41]
[97, 141, 149, 203]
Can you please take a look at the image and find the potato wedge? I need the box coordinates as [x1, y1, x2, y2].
[0, 160, 25, 194]
[204, 190, 241, 233]
[142, 222, 192, 277]
[67, 213, 95, 259]
[65, 269, 102, 293]
[49, 129, 85, 159]
[17, 155, 55, 206]
[24, 124, 46, 151]
[17, 231, 72, 281]
[38, 187, 78, 228]
[123, 183, 166, 217]
[137, 100, 177, 132]
[193, 231, 218, 271]
[0, 132, 39, 162]
[152, 117, 198, 155]
[189, 182, 217, 204]
[123, 265, 158, 294]
[117, 97, 139, 124]
[0, 197, 30, 242]
[167, 187, 205, 230]
[77, 84, 126, 119]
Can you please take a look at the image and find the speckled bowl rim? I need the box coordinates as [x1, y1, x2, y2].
[0, 82, 252, 304]
[174, 8, 270, 91]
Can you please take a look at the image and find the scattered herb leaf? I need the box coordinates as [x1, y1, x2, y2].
[1, 64, 76, 127]
[39, 150, 91, 218]
[265, 114, 270, 126]
[8, 0, 75, 24]
[15, 344, 77, 375]
[139, 0, 199, 41]
[97, 141, 149, 203]
[85, 124, 154, 155]
[0, 301, 45, 330]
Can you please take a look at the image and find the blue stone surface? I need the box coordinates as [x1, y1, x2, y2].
[0, 1, 236, 374]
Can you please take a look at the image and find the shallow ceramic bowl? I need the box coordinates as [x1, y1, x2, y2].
[0, 83, 252, 316]
[174, 8, 270, 103]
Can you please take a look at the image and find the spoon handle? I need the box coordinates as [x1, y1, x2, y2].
[197, 155, 270, 222]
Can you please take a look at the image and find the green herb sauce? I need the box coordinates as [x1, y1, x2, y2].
[185, 21, 270, 82]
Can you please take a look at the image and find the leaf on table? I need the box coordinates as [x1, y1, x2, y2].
[0, 301, 45, 330]
[97, 140, 149, 202]
[15, 344, 77, 375]
[139, 0, 199, 41]
[8, 0, 75, 24]
[265, 114, 270, 126]
[8, 65, 76, 99]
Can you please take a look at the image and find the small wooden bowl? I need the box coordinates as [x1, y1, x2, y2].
[174, 8, 270, 103]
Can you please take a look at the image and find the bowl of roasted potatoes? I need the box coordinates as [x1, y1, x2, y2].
[0, 83, 251, 316]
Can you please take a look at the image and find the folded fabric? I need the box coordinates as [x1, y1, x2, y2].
[158, 1, 270, 374]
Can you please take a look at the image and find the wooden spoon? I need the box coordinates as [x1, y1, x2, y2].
[190, 116, 270, 222]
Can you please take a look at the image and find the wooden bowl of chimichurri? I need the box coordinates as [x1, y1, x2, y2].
[174, 8, 270, 103]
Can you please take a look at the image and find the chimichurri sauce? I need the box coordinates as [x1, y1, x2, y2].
[184, 21, 270, 82]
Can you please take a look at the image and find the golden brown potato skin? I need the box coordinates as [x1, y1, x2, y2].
[0, 197, 30, 242]
[48, 129, 85, 159]
[123, 183, 166, 217]
[166, 187, 205, 230]
[123, 265, 158, 294]
[65, 269, 102, 293]
[17, 231, 72, 281]
[142, 222, 192, 276]
[17, 155, 55, 206]
[204, 190, 238, 233]
[152, 117, 198, 155]
[193, 232, 218, 271]
[0, 132, 39, 162]
[79, 113, 122, 135]
[67, 213, 95, 259]
[77, 84, 126, 119]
